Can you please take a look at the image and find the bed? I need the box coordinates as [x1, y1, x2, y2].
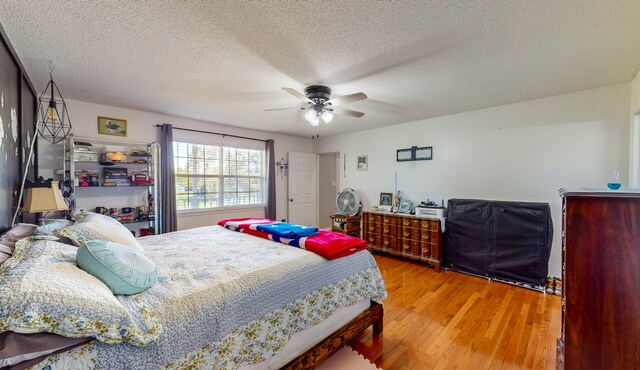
[0, 223, 386, 369]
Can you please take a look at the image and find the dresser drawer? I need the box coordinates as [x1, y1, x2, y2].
[420, 243, 431, 258]
[382, 215, 396, 226]
[365, 213, 381, 224]
[400, 227, 420, 240]
[367, 223, 378, 233]
[366, 234, 379, 246]
[419, 219, 439, 231]
[382, 224, 394, 235]
[382, 236, 396, 250]
[429, 231, 440, 244]
[411, 240, 420, 256]
[400, 218, 412, 227]
[420, 231, 431, 242]
[400, 239, 412, 253]
[401, 226, 413, 239]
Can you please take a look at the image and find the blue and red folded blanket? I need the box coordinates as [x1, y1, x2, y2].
[217, 218, 367, 260]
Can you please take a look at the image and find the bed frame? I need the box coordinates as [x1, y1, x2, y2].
[283, 300, 383, 369]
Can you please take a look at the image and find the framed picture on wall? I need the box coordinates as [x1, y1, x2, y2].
[357, 155, 368, 171]
[98, 116, 127, 137]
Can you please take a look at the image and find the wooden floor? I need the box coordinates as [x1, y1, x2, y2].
[348, 254, 561, 370]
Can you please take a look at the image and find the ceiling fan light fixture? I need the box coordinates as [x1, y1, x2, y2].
[304, 109, 318, 122]
[321, 111, 333, 124]
[309, 115, 320, 126]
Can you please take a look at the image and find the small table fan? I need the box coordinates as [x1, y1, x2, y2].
[336, 188, 362, 217]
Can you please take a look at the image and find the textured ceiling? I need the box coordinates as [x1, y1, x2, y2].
[1, 1, 639, 138]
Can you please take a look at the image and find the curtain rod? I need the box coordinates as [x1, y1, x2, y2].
[155, 125, 269, 143]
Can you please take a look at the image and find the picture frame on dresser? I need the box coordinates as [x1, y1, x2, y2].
[399, 199, 412, 214]
[379, 192, 392, 206]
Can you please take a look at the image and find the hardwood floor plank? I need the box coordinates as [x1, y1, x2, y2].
[349, 254, 561, 369]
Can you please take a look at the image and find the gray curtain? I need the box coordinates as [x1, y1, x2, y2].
[160, 123, 177, 233]
[265, 139, 276, 220]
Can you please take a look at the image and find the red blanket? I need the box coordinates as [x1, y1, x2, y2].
[217, 218, 367, 260]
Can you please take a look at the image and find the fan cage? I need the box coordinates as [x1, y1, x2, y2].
[336, 188, 361, 217]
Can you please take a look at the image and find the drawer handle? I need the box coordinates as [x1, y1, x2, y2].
[403, 232, 410, 237]
[369, 226, 375, 230]
[422, 234, 430, 240]
[383, 228, 389, 233]
[422, 248, 429, 254]
[403, 221, 410, 226]
[403, 244, 410, 250]
[369, 237, 375, 242]
[383, 240, 389, 245]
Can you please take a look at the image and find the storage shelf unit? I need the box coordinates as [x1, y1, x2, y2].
[362, 211, 443, 271]
[63, 135, 160, 236]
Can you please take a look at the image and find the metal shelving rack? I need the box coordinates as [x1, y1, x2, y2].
[63, 134, 160, 235]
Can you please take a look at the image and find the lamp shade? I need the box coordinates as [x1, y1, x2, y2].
[24, 181, 68, 213]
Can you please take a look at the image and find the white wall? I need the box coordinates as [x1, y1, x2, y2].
[38, 99, 313, 229]
[313, 83, 631, 278]
[318, 153, 339, 229]
[630, 71, 640, 186]
[631, 70, 640, 116]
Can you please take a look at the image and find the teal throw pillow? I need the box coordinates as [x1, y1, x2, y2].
[76, 240, 157, 295]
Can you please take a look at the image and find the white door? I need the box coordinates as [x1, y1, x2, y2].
[288, 152, 318, 226]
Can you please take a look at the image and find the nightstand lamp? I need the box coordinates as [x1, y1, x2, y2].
[23, 179, 68, 215]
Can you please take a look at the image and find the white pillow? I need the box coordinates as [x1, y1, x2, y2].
[0, 238, 160, 346]
[54, 212, 142, 252]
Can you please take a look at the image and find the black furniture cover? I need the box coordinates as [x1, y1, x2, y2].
[445, 199, 553, 286]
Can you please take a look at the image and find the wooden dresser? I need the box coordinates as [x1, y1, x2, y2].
[362, 211, 443, 271]
[557, 189, 640, 370]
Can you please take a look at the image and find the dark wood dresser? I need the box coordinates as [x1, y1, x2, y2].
[362, 211, 443, 271]
[557, 189, 640, 370]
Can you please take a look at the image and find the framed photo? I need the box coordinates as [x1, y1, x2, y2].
[399, 199, 412, 214]
[379, 192, 393, 206]
[415, 146, 433, 160]
[357, 155, 368, 171]
[98, 116, 127, 137]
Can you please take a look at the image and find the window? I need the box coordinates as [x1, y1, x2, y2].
[173, 142, 264, 210]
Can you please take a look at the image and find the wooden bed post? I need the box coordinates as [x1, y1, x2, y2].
[372, 301, 384, 334]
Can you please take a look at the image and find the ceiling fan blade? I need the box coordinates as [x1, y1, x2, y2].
[331, 106, 365, 118]
[326, 92, 367, 106]
[264, 107, 304, 111]
[282, 87, 314, 104]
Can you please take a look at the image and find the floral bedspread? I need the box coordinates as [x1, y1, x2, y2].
[27, 226, 387, 369]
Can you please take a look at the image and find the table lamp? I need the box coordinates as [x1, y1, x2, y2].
[23, 178, 68, 215]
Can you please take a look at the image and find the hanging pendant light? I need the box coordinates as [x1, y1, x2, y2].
[10, 62, 72, 226]
[37, 65, 71, 144]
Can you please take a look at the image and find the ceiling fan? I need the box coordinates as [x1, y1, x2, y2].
[265, 85, 367, 126]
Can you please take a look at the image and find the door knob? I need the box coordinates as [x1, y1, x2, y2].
[289, 198, 294, 202]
